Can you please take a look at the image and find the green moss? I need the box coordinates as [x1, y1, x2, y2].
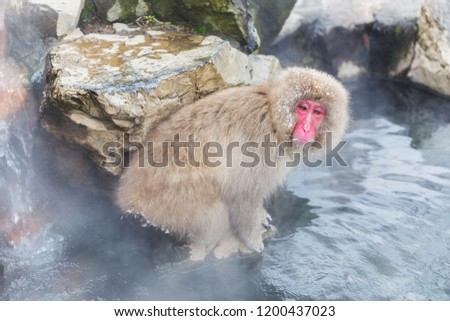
[182, 0, 230, 11]
[118, 0, 139, 21]
[143, 0, 247, 47]
[394, 25, 403, 38]
[80, 0, 96, 22]
[196, 25, 207, 35]
[145, 15, 156, 22]
[145, 0, 179, 18]
[86, 1, 96, 12]
[81, 10, 87, 21]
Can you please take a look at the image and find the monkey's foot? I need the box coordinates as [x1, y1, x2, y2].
[241, 231, 264, 253]
[188, 244, 208, 261]
[213, 235, 251, 259]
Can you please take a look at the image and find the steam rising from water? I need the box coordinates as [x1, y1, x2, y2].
[0, 74, 449, 300]
[0, 2, 450, 300]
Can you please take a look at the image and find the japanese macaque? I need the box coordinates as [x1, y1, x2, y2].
[116, 67, 349, 260]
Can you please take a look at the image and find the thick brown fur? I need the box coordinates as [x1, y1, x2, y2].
[116, 67, 349, 260]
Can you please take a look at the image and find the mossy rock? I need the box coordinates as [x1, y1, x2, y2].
[248, 0, 296, 52]
[91, 0, 259, 52]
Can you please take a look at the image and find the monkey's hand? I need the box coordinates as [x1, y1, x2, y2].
[240, 226, 265, 253]
[237, 208, 273, 252]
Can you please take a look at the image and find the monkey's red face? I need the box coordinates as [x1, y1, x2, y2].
[293, 100, 326, 144]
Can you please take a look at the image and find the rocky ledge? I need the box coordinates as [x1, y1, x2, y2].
[40, 24, 280, 175]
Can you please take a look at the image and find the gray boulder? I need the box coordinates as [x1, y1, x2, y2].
[248, 0, 296, 52]
[29, 0, 85, 36]
[270, 0, 423, 78]
[4, 0, 85, 81]
[90, 0, 260, 53]
[407, 0, 450, 96]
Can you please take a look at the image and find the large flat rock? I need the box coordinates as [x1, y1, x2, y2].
[40, 25, 280, 175]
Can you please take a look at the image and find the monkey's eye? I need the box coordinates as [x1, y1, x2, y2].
[298, 105, 307, 111]
[313, 109, 322, 115]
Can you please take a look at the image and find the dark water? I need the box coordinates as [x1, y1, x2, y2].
[1, 75, 450, 300]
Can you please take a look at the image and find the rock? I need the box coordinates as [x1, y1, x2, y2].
[248, 55, 281, 84]
[29, 0, 85, 36]
[91, 0, 260, 53]
[33, 128, 119, 195]
[407, 0, 450, 96]
[4, 2, 54, 81]
[270, 0, 423, 78]
[4, 0, 84, 82]
[40, 26, 280, 175]
[248, 0, 296, 52]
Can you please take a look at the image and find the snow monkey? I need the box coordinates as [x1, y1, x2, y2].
[116, 67, 349, 260]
